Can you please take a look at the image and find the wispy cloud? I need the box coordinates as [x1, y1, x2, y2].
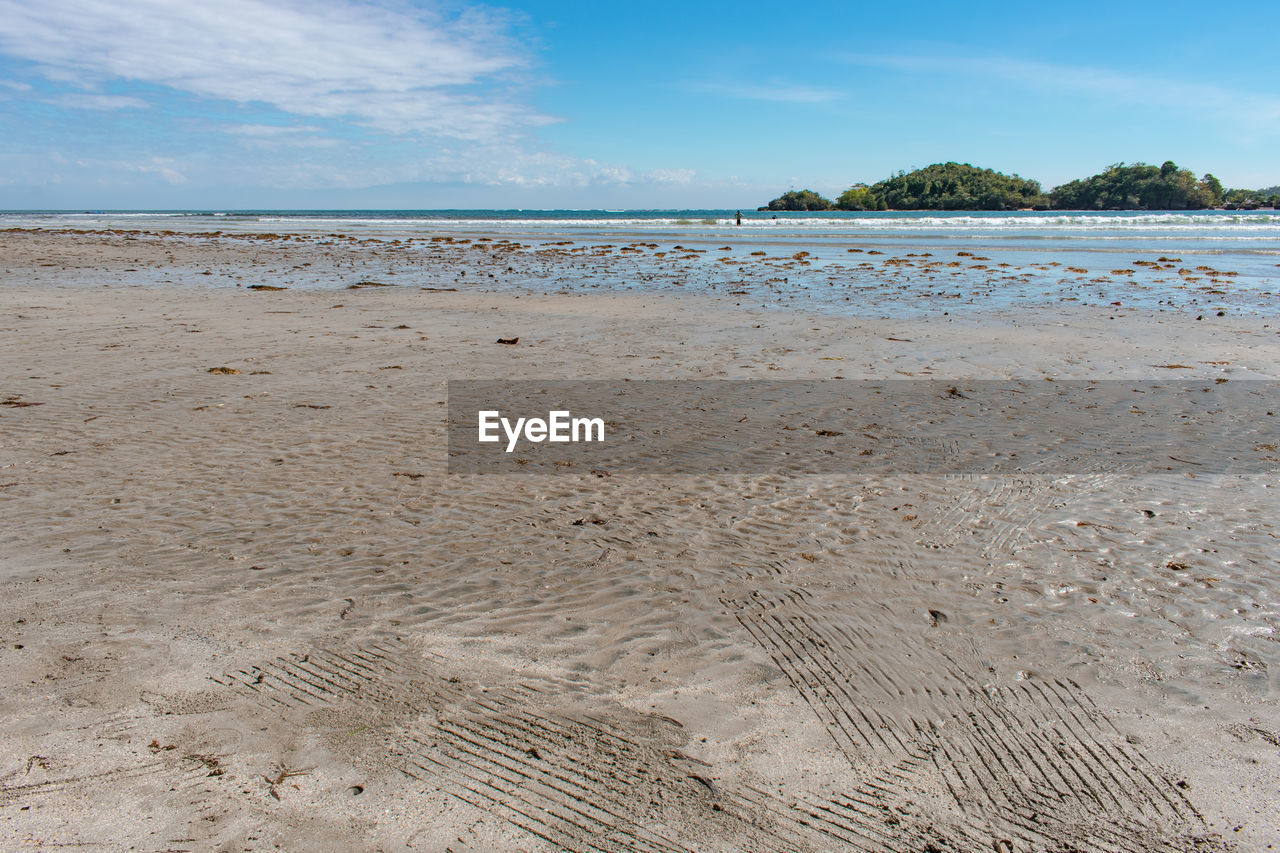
[842, 52, 1280, 130]
[211, 123, 342, 149]
[0, 0, 549, 139]
[220, 124, 324, 137]
[371, 149, 698, 191]
[2, 141, 701, 195]
[688, 81, 844, 104]
[647, 168, 696, 185]
[46, 93, 149, 110]
[118, 157, 188, 185]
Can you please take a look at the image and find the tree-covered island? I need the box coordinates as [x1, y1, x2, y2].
[854, 162, 1046, 211]
[762, 160, 1276, 211]
[1049, 161, 1222, 209]
[760, 189, 835, 211]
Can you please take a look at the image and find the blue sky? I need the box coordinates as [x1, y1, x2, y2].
[0, 0, 1276, 208]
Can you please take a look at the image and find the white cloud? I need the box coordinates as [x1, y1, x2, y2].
[213, 123, 342, 149]
[0, 0, 548, 138]
[46, 93, 149, 110]
[689, 81, 844, 104]
[647, 168, 696, 185]
[0, 2, 714, 197]
[120, 157, 188, 185]
[220, 124, 323, 137]
[207, 144, 699, 192]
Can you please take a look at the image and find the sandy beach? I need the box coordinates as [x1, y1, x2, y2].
[2, 228, 1278, 851]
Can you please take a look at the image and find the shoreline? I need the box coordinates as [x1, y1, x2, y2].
[2, 230, 1278, 850]
[2, 225, 1279, 321]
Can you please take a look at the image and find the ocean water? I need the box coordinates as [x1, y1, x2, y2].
[7, 208, 1279, 259]
[6, 207, 1280, 239]
[5, 209, 1279, 315]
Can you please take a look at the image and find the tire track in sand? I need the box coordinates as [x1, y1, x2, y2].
[722, 585, 1218, 852]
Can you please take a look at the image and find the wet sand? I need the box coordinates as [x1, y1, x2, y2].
[2, 230, 1278, 851]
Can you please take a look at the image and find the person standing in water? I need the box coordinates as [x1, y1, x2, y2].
[735, 210, 742, 226]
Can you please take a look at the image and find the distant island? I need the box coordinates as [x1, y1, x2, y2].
[761, 161, 1279, 212]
